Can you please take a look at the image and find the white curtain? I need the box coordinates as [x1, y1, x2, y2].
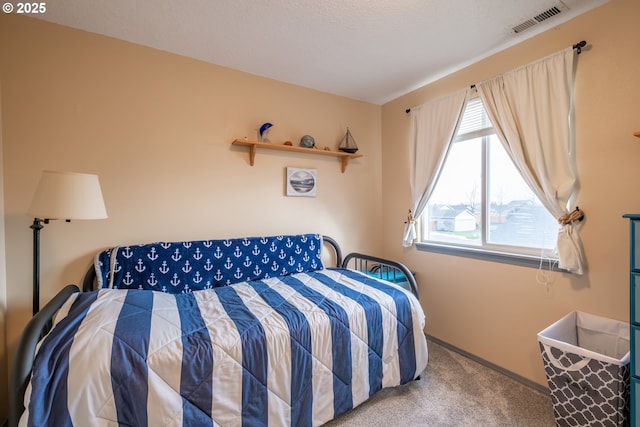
[403, 88, 469, 247]
[476, 47, 584, 274]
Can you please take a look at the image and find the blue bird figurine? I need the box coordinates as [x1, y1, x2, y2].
[259, 122, 273, 142]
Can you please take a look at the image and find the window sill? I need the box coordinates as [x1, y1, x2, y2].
[415, 242, 560, 270]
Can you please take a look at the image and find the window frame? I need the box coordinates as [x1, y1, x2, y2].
[416, 97, 560, 270]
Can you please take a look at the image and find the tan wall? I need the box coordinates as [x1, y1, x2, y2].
[0, 15, 382, 414]
[381, 0, 640, 386]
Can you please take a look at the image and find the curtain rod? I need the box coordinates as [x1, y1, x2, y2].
[405, 40, 587, 114]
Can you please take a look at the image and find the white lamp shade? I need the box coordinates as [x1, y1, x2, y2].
[28, 170, 108, 220]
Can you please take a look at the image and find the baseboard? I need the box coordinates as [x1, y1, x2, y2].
[426, 334, 549, 395]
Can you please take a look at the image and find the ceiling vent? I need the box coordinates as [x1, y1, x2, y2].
[512, 3, 568, 34]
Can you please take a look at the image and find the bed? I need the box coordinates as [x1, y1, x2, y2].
[10, 234, 428, 427]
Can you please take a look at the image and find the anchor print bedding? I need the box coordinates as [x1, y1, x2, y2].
[19, 268, 428, 427]
[94, 234, 326, 292]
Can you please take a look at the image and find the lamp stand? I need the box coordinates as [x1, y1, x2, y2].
[30, 218, 47, 315]
[28, 171, 108, 315]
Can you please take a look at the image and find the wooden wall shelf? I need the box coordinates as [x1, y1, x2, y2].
[232, 139, 363, 173]
[634, 131, 640, 138]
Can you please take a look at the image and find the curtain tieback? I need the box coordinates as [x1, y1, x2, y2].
[558, 207, 584, 225]
[405, 209, 415, 224]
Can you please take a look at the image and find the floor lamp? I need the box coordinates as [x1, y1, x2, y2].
[27, 171, 108, 315]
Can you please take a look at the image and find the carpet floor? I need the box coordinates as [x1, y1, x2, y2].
[325, 340, 556, 427]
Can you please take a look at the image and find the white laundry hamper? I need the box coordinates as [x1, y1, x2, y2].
[537, 311, 630, 427]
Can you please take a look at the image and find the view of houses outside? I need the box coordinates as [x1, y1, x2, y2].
[427, 201, 558, 249]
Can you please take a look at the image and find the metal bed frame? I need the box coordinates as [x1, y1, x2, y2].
[342, 252, 418, 297]
[9, 284, 80, 427]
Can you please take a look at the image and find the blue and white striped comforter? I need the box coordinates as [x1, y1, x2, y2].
[20, 268, 428, 427]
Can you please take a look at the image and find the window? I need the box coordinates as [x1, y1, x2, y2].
[418, 97, 559, 261]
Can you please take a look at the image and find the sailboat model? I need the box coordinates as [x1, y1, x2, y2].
[338, 127, 358, 153]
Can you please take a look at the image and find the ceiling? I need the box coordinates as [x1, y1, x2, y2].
[34, 0, 608, 105]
